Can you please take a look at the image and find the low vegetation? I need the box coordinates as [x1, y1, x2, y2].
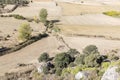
[39, 8, 48, 23]
[103, 11, 120, 17]
[36, 45, 120, 80]
[38, 52, 49, 62]
[18, 23, 32, 41]
[0, 0, 29, 6]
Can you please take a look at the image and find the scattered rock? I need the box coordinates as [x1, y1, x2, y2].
[101, 66, 119, 80]
[75, 71, 89, 80]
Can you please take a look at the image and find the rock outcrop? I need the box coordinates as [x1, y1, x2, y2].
[101, 66, 119, 80]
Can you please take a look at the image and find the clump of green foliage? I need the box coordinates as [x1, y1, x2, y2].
[54, 52, 72, 68]
[18, 23, 32, 41]
[39, 8, 48, 23]
[43, 66, 50, 74]
[12, 14, 26, 20]
[55, 68, 62, 76]
[116, 61, 120, 74]
[75, 45, 106, 67]
[103, 11, 120, 17]
[38, 52, 49, 62]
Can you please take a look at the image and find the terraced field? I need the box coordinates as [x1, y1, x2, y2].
[1, 0, 120, 76]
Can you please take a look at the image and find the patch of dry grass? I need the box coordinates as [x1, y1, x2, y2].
[58, 2, 120, 16]
[58, 24, 120, 38]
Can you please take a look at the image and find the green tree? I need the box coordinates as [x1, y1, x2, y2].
[75, 54, 85, 65]
[84, 53, 100, 67]
[75, 45, 105, 67]
[54, 53, 72, 68]
[18, 23, 32, 41]
[83, 45, 99, 55]
[38, 52, 49, 62]
[39, 8, 48, 23]
[67, 48, 80, 58]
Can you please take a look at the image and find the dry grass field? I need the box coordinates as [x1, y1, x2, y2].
[57, 2, 120, 16]
[59, 25, 120, 39]
[56, 2, 120, 39]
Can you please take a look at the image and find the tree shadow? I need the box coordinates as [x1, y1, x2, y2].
[51, 20, 60, 24]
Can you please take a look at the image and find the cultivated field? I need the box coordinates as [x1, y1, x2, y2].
[56, 2, 120, 39]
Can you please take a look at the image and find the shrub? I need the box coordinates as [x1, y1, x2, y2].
[101, 62, 110, 69]
[67, 49, 80, 58]
[18, 23, 32, 41]
[68, 62, 76, 67]
[34, 16, 40, 23]
[84, 53, 100, 67]
[70, 66, 82, 75]
[43, 66, 50, 74]
[55, 68, 62, 76]
[54, 53, 72, 68]
[38, 52, 49, 62]
[39, 8, 48, 23]
[116, 61, 120, 74]
[75, 54, 85, 65]
[103, 11, 120, 17]
[116, 67, 120, 73]
[21, 0, 29, 6]
[13, 14, 25, 20]
[83, 45, 99, 55]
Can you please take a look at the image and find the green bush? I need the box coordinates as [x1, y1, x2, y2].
[54, 53, 72, 68]
[68, 62, 76, 67]
[43, 66, 50, 74]
[103, 11, 120, 17]
[39, 8, 48, 23]
[116, 61, 120, 74]
[84, 53, 100, 67]
[18, 23, 32, 41]
[75, 54, 85, 65]
[38, 52, 49, 62]
[83, 45, 99, 55]
[13, 14, 26, 20]
[75, 45, 104, 67]
[102, 62, 110, 69]
[55, 68, 62, 76]
[67, 49, 80, 58]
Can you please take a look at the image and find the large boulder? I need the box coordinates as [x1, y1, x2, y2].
[101, 66, 119, 80]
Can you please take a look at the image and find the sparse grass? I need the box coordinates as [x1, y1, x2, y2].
[58, 2, 120, 15]
[103, 11, 120, 17]
[58, 25, 120, 39]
